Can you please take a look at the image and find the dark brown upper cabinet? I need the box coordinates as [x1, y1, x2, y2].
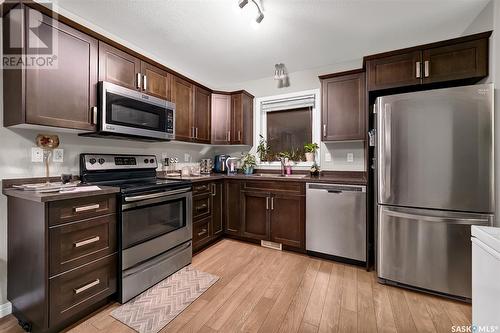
[98, 42, 141, 90]
[366, 51, 421, 91]
[193, 86, 212, 144]
[211, 94, 232, 144]
[171, 75, 194, 142]
[365, 32, 490, 91]
[230, 92, 254, 145]
[3, 6, 98, 131]
[141, 61, 172, 100]
[320, 70, 366, 141]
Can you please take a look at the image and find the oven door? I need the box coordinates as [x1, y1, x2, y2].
[100, 81, 175, 140]
[121, 187, 192, 270]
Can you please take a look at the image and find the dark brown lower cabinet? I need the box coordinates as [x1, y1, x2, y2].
[192, 181, 224, 251]
[241, 191, 270, 240]
[224, 180, 242, 236]
[6, 194, 117, 333]
[270, 194, 305, 249]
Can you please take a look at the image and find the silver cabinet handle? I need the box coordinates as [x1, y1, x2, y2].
[192, 127, 195, 138]
[196, 127, 199, 139]
[270, 197, 274, 210]
[143, 74, 147, 90]
[211, 183, 216, 196]
[238, 130, 241, 141]
[323, 124, 327, 137]
[74, 279, 100, 294]
[74, 204, 100, 213]
[416, 61, 421, 78]
[91, 106, 98, 125]
[266, 197, 269, 210]
[196, 203, 207, 211]
[424, 60, 430, 77]
[74, 236, 100, 248]
[136, 73, 141, 89]
[227, 131, 231, 142]
[197, 228, 207, 236]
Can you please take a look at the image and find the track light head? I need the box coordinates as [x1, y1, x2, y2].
[238, 0, 248, 8]
[255, 11, 264, 23]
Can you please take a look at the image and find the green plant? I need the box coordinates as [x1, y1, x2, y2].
[241, 153, 257, 169]
[304, 143, 319, 153]
[278, 151, 291, 160]
[257, 135, 271, 161]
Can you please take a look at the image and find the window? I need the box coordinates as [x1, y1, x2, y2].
[266, 107, 312, 156]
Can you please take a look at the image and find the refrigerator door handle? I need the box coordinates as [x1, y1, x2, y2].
[379, 103, 392, 201]
[384, 209, 491, 225]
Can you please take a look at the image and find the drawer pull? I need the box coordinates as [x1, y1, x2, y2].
[74, 236, 100, 248]
[196, 204, 207, 211]
[197, 228, 207, 236]
[74, 204, 100, 213]
[74, 278, 100, 294]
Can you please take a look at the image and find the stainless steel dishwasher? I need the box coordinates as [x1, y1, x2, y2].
[306, 183, 366, 262]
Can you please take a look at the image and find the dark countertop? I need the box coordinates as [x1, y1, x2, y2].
[2, 178, 120, 202]
[159, 171, 367, 186]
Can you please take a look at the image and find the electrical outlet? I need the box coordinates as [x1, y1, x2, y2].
[53, 148, 64, 163]
[324, 152, 332, 162]
[31, 147, 43, 162]
[347, 152, 354, 163]
[184, 153, 190, 162]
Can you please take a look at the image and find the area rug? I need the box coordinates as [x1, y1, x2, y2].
[111, 266, 219, 333]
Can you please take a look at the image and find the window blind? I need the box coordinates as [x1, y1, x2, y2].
[261, 94, 315, 112]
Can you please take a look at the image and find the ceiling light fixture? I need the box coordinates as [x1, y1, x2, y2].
[238, 0, 264, 23]
[274, 63, 289, 88]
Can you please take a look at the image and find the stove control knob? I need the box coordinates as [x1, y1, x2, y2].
[150, 158, 155, 164]
[98, 158, 105, 165]
[89, 158, 97, 165]
[144, 159, 149, 163]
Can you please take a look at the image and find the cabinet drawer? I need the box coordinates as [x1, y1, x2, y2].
[193, 217, 211, 248]
[192, 182, 212, 196]
[244, 181, 304, 195]
[49, 195, 116, 226]
[193, 193, 211, 220]
[49, 254, 117, 326]
[49, 215, 117, 276]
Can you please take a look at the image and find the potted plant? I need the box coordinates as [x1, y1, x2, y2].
[257, 135, 271, 163]
[241, 153, 257, 175]
[304, 143, 319, 162]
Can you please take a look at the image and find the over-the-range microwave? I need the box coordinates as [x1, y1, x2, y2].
[81, 81, 175, 141]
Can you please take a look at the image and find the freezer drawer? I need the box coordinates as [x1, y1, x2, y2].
[306, 183, 366, 262]
[377, 205, 493, 299]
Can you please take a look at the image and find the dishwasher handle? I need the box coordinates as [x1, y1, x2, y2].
[307, 183, 366, 193]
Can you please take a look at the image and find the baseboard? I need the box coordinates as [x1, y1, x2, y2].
[0, 301, 12, 318]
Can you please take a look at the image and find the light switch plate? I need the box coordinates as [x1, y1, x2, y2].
[53, 149, 64, 163]
[347, 153, 354, 163]
[31, 147, 43, 162]
[184, 153, 190, 162]
[324, 152, 332, 162]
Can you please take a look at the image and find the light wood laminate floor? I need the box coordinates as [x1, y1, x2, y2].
[0, 239, 471, 333]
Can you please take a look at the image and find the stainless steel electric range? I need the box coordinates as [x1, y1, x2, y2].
[80, 153, 193, 303]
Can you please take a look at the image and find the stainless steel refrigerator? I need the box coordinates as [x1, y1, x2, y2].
[375, 83, 494, 300]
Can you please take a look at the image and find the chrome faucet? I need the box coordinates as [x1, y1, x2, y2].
[279, 157, 287, 176]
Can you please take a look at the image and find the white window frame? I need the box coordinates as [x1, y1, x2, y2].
[252, 89, 321, 170]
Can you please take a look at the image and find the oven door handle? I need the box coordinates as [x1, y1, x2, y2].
[124, 188, 191, 202]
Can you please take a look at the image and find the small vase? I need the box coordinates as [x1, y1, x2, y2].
[305, 152, 315, 162]
[243, 167, 254, 175]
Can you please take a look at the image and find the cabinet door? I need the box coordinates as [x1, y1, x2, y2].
[321, 72, 366, 141]
[231, 94, 243, 144]
[25, 10, 98, 130]
[270, 194, 305, 250]
[422, 38, 488, 84]
[211, 94, 231, 144]
[211, 182, 224, 237]
[241, 191, 270, 241]
[194, 86, 211, 144]
[172, 76, 194, 141]
[366, 51, 422, 91]
[141, 61, 171, 100]
[98, 42, 140, 90]
[224, 180, 241, 236]
[241, 93, 254, 146]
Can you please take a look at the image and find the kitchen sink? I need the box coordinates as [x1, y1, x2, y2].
[249, 173, 307, 179]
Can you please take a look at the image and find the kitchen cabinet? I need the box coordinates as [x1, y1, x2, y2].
[3, 5, 98, 131]
[366, 32, 490, 91]
[5, 193, 117, 332]
[320, 70, 366, 141]
[241, 191, 271, 240]
[230, 92, 254, 145]
[172, 75, 194, 142]
[192, 181, 224, 251]
[270, 193, 305, 249]
[224, 180, 242, 236]
[193, 86, 212, 144]
[141, 61, 172, 100]
[211, 94, 232, 144]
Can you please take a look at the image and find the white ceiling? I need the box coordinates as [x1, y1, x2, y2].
[53, 0, 490, 88]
